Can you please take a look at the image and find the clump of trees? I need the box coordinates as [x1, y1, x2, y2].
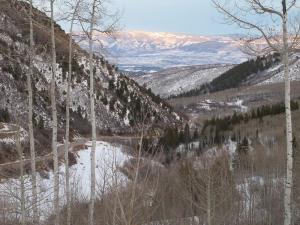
[0, 108, 10, 122]
[140, 100, 298, 159]
[202, 100, 299, 135]
[142, 123, 198, 158]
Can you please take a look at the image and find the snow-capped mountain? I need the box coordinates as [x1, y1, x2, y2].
[78, 31, 248, 73]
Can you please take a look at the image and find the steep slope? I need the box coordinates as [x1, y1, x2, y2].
[133, 64, 233, 98]
[77, 31, 248, 73]
[249, 54, 300, 85]
[0, 1, 181, 157]
[170, 53, 300, 98]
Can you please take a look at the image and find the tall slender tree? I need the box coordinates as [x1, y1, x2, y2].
[27, 1, 39, 223]
[64, 1, 81, 225]
[16, 126, 25, 225]
[211, 1, 300, 224]
[49, 0, 59, 224]
[77, 1, 119, 224]
[88, 8, 97, 223]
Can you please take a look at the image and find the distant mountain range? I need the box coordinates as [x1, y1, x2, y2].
[78, 31, 248, 73]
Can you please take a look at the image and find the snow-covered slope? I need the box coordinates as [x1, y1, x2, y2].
[161, 54, 300, 100]
[256, 54, 300, 85]
[133, 64, 233, 98]
[78, 31, 248, 73]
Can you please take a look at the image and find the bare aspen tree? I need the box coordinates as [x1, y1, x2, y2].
[77, 1, 119, 224]
[16, 126, 25, 225]
[64, 1, 81, 225]
[211, 1, 300, 224]
[88, 4, 97, 224]
[49, 0, 59, 224]
[9, 0, 40, 222]
[27, 0, 39, 223]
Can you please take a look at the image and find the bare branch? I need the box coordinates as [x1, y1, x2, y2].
[212, 0, 281, 53]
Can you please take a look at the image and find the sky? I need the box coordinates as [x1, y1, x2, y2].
[109, 0, 238, 35]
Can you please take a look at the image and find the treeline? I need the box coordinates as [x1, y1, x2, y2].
[169, 53, 281, 99]
[142, 100, 299, 159]
[201, 100, 299, 143]
[143, 124, 199, 154]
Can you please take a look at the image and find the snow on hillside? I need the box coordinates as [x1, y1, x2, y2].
[77, 31, 247, 73]
[194, 99, 248, 113]
[133, 64, 233, 98]
[0, 141, 131, 218]
[0, 123, 28, 145]
[259, 56, 300, 85]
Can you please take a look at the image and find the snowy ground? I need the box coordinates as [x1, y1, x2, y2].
[0, 141, 131, 219]
[180, 98, 248, 117]
[198, 99, 248, 113]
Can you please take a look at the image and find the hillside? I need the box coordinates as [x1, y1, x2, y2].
[133, 64, 233, 98]
[0, 1, 181, 159]
[169, 80, 300, 124]
[77, 31, 248, 73]
[170, 53, 300, 99]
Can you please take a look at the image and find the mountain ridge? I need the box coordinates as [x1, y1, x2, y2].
[77, 30, 248, 73]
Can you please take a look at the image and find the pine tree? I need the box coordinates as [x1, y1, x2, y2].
[193, 128, 199, 140]
[184, 124, 190, 144]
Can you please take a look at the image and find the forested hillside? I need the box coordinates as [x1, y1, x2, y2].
[170, 54, 281, 98]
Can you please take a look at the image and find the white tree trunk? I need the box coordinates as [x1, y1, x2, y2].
[28, 1, 39, 223]
[283, 47, 294, 225]
[282, 2, 294, 224]
[207, 175, 211, 225]
[88, 3, 97, 225]
[16, 126, 25, 225]
[64, 9, 76, 225]
[50, 1, 59, 225]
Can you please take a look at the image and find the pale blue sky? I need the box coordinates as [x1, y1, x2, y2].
[110, 0, 238, 35]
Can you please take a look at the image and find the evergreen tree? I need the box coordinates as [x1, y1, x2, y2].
[193, 128, 199, 140]
[184, 124, 190, 144]
[237, 137, 249, 155]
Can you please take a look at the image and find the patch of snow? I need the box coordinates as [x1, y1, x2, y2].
[0, 141, 131, 219]
[227, 99, 248, 112]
